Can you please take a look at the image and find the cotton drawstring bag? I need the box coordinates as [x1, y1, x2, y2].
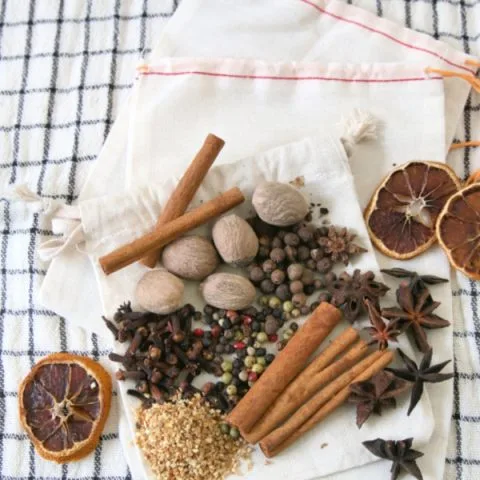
[30, 121, 436, 479]
[154, 0, 479, 148]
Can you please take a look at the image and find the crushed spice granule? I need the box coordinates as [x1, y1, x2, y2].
[135, 394, 251, 480]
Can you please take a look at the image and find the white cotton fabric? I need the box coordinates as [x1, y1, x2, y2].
[154, 0, 477, 148]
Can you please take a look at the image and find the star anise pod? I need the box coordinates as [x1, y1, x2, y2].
[326, 269, 389, 323]
[317, 226, 367, 265]
[348, 370, 411, 428]
[387, 348, 454, 415]
[381, 268, 448, 286]
[363, 299, 403, 350]
[381, 283, 450, 353]
[362, 437, 424, 480]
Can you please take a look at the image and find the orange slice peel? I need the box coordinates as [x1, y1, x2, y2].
[18, 353, 112, 463]
[365, 161, 461, 259]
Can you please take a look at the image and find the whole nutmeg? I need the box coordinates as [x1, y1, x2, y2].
[212, 214, 259, 267]
[200, 273, 256, 310]
[135, 270, 184, 314]
[252, 182, 309, 227]
[162, 235, 219, 280]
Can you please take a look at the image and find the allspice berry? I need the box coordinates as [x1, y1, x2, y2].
[287, 263, 304, 281]
[290, 280, 304, 294]
[212, 214, 259, 267]
[200, 273, 256, 310]
[161, 235, 219, 280]
[252, 182, 309, 227]
[135, 270, 184, 314]
[271, 269, 286, 285]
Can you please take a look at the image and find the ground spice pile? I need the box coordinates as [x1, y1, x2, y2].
[135, 394, 251, 480]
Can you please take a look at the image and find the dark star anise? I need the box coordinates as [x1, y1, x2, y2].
[363, 299, 403, 350]
[381, 283, 450, 353]
[348, 370, 410, 428]
[326, 269, 389, 323]
[317, 226, 367, 265]
[362, 437, 424, 480]
[387, 348, 454, 415]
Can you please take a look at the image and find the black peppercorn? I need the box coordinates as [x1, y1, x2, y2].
[233, 358, 243, 370]
[275, 284, 291, 301]
[301, 269, 315, 285]
[255, 347, 267, 356]
[258, 235, 271, 247]
[304, 284, 315, 296]
[310, 301, 320, 312]
[314, 278, 324, 290]
[277, 231, 287, 240]
[224, 329, 234, 340]
[260, 278, 275, 294]
[300, 305, 310, 316]
[290, 322, 299, 331]
[224, 344, 234, 354]
[272, 308, 283, 318]
[251, 321, 261, 332]
[310, 248, 324, 262]
[265, 353, 275, 364]
[219, 337, 228, 345]
[215, 344, 225, 354]
[202, 338, 212, 348]
[306, 258, 316, 270]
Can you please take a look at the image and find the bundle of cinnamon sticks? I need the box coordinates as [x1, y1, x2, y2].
[226, 302, 394, 457]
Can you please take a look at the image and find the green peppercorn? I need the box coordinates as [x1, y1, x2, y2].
[256, 332, 268, 344]
[221, 360, 233, 372]
[252, 363, 264, 374]
[268, 296, 282, 309]
[283, 300, 294, 313]
[229, 426, 240, 439]
[259, 295, 270, 306]
[244, 356, 256, 368]
[291, 308, 301, 318]
[256, 356, 267, 366]
[220, 422, 231, 434]
[234, 330, 244, 341]
[226, 384, 238, 396]
[221, 372, 233, 384]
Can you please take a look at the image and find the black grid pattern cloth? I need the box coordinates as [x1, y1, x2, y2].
[0, 1, 479, 479]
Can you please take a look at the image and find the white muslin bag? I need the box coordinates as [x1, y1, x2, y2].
[154, 0, 478, 148]
[40, 128, 435, 480]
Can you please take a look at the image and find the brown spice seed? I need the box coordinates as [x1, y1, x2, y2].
[136, 395, 251, 480]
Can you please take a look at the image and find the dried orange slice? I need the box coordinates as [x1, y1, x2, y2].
[365, 161, 461, 259]
[19, 353, 112, 463]
[437, 182, 480, 280]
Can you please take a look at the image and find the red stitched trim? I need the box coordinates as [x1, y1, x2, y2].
[300, 0, 474, 74]
[141, 70, 442, 83]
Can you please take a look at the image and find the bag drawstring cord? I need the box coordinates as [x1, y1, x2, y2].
[425, 67, 480, 93]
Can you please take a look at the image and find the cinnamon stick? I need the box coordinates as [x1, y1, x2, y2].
[99, 187, 244, 275]
[141, 134, 225, 267]
[226, 302, 342, 435]
[244, 334, 367, 444]
[260, 350, 394, 457]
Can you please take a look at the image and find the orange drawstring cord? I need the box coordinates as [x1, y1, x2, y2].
[425, 67, 480, 93]
[465, 59, 480, 69]
[136, 64, 150, 73]
[449, 141, 480, 152]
